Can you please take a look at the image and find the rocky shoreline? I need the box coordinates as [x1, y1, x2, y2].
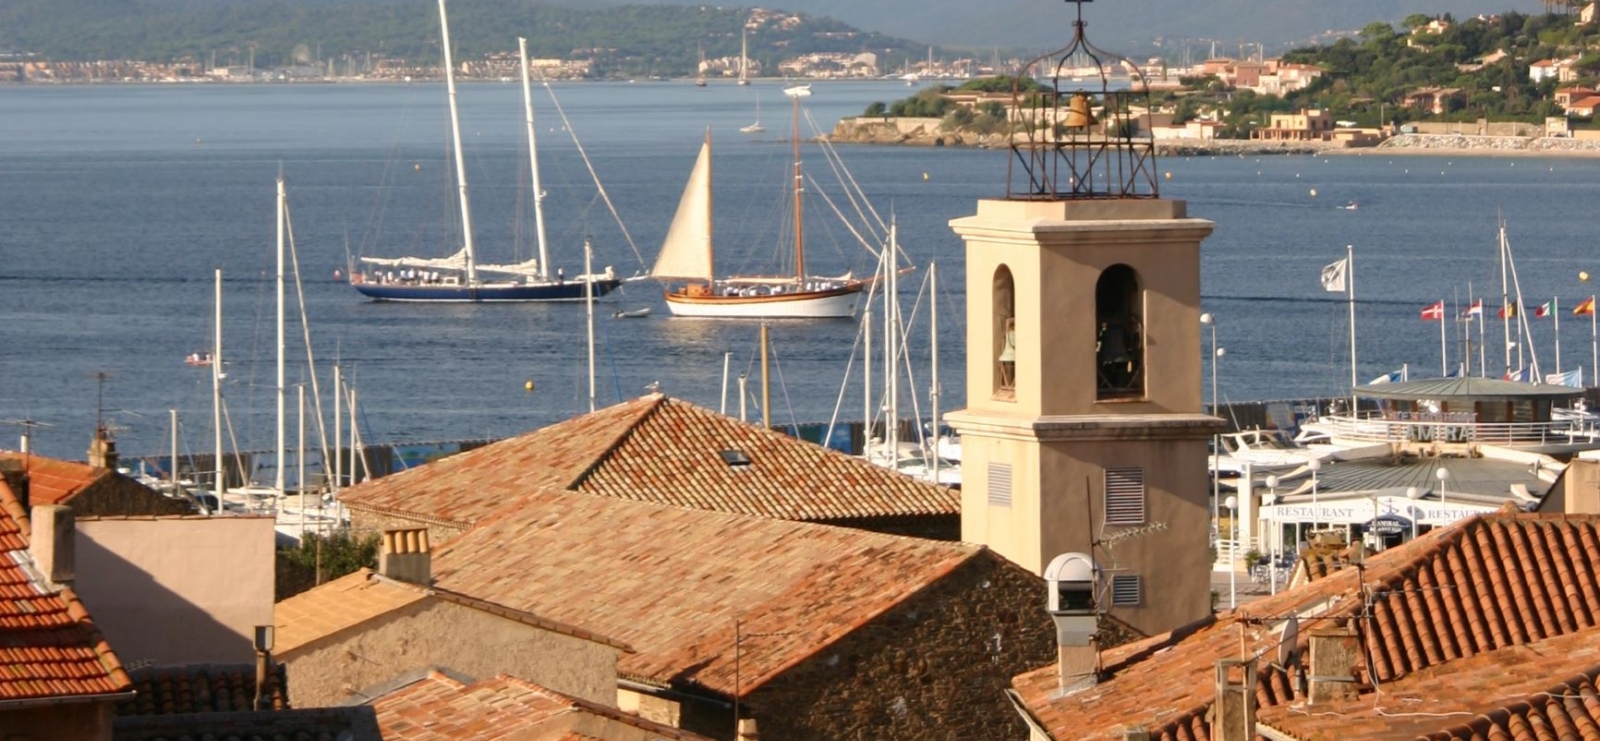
[828, 118, 1600, 158]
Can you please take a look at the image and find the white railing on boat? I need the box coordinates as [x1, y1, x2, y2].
[1310, 413, 1590, 445]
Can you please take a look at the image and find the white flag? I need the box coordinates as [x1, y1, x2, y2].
[1320, 258, 1348, 293]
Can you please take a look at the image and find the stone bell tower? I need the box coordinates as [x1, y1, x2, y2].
[944, 2, 1222, 637]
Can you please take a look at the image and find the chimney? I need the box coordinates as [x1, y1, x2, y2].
[1044, 553, 1100, 694]
[253, 625, 275, 711]
[87, 425, 118, 471]
[0, 459, 28, 510]
[1306, 627, 1360, 703]
[736, 718, 759, 741]
[30, 504, 75, 587]
[1211, 659, 1257, 741]
[378, 527, 432, 585]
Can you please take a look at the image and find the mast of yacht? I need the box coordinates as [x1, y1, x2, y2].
[929, 260, 939, 484]
[884, 219, 899, 467]
[585, 238, 597, 413]
[1500, 218, 1512, 374]
[518, 37, 552, 282]
[438, 0, 477, 286]
[213, 268, 223, 495]
[332, 365, 342, 491]
[739, 27, 749, 85]
[789, 87, 805, 281]
[276, 176, 286, 497]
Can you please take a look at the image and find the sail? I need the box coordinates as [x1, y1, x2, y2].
[476, 257, 543, 277]
[651, 139, 715, 281]
[360, 247, 470, 271]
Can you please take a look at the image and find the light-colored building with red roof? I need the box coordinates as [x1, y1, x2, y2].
[337, 393, 959, 543]
[0, 477, 133, 740]
[1008, 511, 1600, 741]
[0, 449, 192, 517]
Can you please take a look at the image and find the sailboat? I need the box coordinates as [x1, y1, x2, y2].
[740, 93, 766, 134]
[738, 26, 751, 86]
[695, 43, 708, 87]
[351, 0, 622, 303]
[652, 86, 864, 318]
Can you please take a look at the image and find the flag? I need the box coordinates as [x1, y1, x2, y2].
[1503, 367, 1535, 382]
[1461, 299, 1483, 318]
[1535, 302, 1551, 318]
[1498, 303, 1517, 319]
[1320, 258, 1348, 293]
[1369, 369, 1404, 384]
[1446, 364, 1465, 378]
[1576, 297, 1597, 316]
[1421, 301, 1445, 320]
[1546, 368, 1584, 388]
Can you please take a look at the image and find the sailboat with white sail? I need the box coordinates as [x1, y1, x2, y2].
[740, 93, 766, 134]
[352, 1, 621, 303]
[652, 86, 865, 318]
[738, 26, 751, 86]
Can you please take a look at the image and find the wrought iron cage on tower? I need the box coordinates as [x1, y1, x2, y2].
[1007, 0, 1160, 200]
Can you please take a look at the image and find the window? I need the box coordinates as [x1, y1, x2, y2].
[1110, 575, 1142, 607]
[994, 265, 1016, 397]
[1103, 467, 1146, 525]
[1095, 264, 1144, 400]
[987, 463, 1012, 507]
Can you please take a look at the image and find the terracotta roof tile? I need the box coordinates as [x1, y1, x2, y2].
[0, 479, 133, 701]
[338, 394, 956, 527]
[369, 671, 711, 741]
[0, 451, 109, 505]
[432, 489, 983, 697]
[1013, 512, 1600, 741]
[117, 664, 290, 716]
[113, 707, 382, 741]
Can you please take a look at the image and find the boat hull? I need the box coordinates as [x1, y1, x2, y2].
[352, 278, 620, 303]
[664, 283, 861, 318]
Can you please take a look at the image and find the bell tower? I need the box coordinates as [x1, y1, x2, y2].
[945, 2, 1223, 637]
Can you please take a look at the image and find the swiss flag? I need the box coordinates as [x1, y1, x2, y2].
[1421, 301, 1445, 321]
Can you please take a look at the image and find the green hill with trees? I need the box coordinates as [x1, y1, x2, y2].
[0, 0, 925, 77]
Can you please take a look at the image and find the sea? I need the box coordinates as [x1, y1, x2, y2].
[2, 80, 1598, 462]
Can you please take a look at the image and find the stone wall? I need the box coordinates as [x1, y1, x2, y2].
[680, 551, 1055, 741]
[280, 597, 619, 707]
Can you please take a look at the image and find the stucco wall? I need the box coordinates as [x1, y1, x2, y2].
[73, 516, 275, 666]
[1, 701, 114, 740]
[678, 553, 1054, 741]
[281, 597, 618, 707]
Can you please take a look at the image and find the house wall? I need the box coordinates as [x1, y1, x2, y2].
[73, 516, 275, 666]
[679, 554, 1055, 741]
[1, 701, 114, 740]
[347, 507, 469, 545]
[74, 476, 195, 517]
[280, 597, 618, 707]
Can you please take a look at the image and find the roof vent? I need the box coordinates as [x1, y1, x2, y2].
[719, 449, 752, 468]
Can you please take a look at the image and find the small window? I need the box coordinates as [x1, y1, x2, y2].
[1095, 264, 1144, 400]
[1104, 467, 1146, 525]
[993, 266, 1016, 398]
[719, 449, 752, 468]
[987, 463, 1012, 508]
[1111, 575, 1142, 607]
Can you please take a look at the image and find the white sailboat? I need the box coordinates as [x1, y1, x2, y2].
[740, 93, 766, 134]
[738, 26, 751, 86]
[652, 88, 864, 319]
[695, 42, 708, 87]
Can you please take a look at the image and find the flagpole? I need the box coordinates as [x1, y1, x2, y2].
[1500, 219, 1511, 375]
[1478, 300, 1486, 377]
[1439, 301, 1447, 377]
[1347, 244, 1357, 411]
[1592, 295, 1597, 388]
[1555, 296, 1562, 375]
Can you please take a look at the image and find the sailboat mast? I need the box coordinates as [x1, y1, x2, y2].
[276, 176, 286, 497]
[740, 27, 748, 84]
[438, 0, 477, 285]
[1500, 220, 1511, 374]
[791, 92, 804, 280]
[518, 38, 551, 282]
[706, 130, 715, 282]
[585, 239, 597, 413]
[886, 220, 899, 467]
[929, 260, 940, 485]
[213, 268, 223, 494]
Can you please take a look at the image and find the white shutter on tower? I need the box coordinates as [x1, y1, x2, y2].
[1104, 467, 1146, 525]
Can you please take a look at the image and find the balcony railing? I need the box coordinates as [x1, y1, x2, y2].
[1310, 413, 1588, 445]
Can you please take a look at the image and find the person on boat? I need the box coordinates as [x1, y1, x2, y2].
[557, 267, 564, 284]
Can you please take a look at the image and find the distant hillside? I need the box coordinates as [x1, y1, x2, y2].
[584, 0, 1550, 51]
[0, 0, 924, 75]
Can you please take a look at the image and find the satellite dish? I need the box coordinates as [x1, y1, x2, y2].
[1277, 616, 1300, 669]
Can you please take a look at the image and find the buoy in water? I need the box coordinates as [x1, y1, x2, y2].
[1582, 271, 1591, 282]
[922, 172, 929, 181]
[414, 163, 422, 172]
[1164, 171, 1172, 180]
[524, 380, 535, 392]
[1309, 188, 1317, 197]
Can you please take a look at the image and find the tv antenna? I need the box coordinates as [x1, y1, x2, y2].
[93, 371, 114, 429]
[0, 419, 53, 455]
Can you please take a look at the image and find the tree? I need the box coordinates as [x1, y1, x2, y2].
[1403, 14, 1432, 29]
[275, 530, 381, 600]
[863, 101, 887, 117]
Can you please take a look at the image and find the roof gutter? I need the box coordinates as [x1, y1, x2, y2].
[617, 678, 732, 710]
[0, 690, 136, 711]
[1256, 721, 1300, 741]
[1003, 689, 1056, 741]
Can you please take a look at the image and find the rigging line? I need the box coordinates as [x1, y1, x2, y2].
[807, 173, 882, 259]
[768, 336, 801, 433]
[806, 109, 888, 241]
[598, 302, 624, 404]
[282, 199, 333, 482]
[538, 76, 646, 270]
[824, 306, 870, 446]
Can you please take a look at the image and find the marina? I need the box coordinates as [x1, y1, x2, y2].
[3, 81, 1600, 464]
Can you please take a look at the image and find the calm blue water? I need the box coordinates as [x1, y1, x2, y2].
[1, 81, 1597, 460]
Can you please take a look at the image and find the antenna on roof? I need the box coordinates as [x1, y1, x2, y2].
[93, 371, 113, 430]
[0, 419, 53, 454]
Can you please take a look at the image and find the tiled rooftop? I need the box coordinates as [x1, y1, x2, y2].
[113, 707, 382, 741]
[432, 489, 983, 697]
[0, 479, 132, 702]
[118, 664, 290, 716]
[273, 569, 630, 658]
[0, 450, 109, 505]
[1013, 512, 1600, 741]
[337, 394, 956, 527]
[370, 671, 711, 741]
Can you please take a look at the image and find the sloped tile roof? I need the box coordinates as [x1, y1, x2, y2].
[273, 569, 427, 655]
[1013, 512, 1600, 741]
[337, 394, 956, 527]
[1258, 629, 1600, 740]
[113, 707, 382, 741]
[272, 569, 630, 658]
[0, 479, 132, 701]
[117, 664, 289, 716]
[369, 671, 711, 741]
[0, 450, 109, 505]
[432, 489, 984, 697]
